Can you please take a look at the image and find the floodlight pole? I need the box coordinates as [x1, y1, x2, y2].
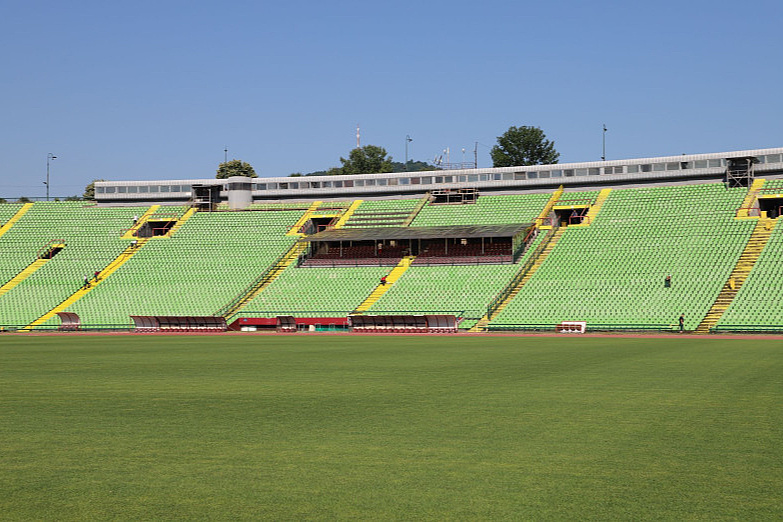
[46, 153, 57, 201]
[601, 124, 607, 161]
[405, 135, 412, 170]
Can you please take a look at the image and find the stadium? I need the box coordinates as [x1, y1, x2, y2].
[5, 0, 783, 517]
[1, 147, 783, 334]
[2, 147, 783, 519]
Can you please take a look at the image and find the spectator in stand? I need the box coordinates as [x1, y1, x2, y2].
[665, 275, 671, 288]
[83, 275, 90, 288]
[380, 275, 387, 286]
[678, 314, 685, 333]
[94, 270, 100, 282]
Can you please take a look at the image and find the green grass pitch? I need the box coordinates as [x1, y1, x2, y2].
[1, 334, 781, 520]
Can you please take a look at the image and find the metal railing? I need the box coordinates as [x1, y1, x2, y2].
[298, 255, 513, 268]
[735, 206, 762, 217]
[484, 225, 560, 319]
[486, 323, 674, 333]
[215, 249, 292, 318]
[224, 309, 472, 325]
[712, 324, 783, 333]
[0, 323, 135, 333]
[36, 239, 66, 259]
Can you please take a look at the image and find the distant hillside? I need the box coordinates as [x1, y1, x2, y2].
[290, 160, 439, 177]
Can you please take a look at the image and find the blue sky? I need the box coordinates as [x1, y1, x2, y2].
[2, 0, 782, 198]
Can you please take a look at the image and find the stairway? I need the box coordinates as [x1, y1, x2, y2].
[400, 194, 430, 226]
[342, 210, 412, 228]
[695, 218, 777, 333]
[535, 186, 564, 227]
[0, 259, 49, 298]
[121, 205, 160, 239]
[0, 203, 33, 239]
[218, 242, 309, 319]
[571, 188, 612, 227]
[165, 208, 197, 236]
[736, 178, 766, 218]
[287, 201, 323, 236]
[331, 200, 364, 229]
[470, 227, 565, 331]
[352, 256, 416, 313]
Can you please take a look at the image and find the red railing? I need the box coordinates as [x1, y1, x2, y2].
[555, 197, 595, 207]
[36, 239, 66, 259]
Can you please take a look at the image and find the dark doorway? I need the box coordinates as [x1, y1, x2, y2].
[139, 219, 176, 237]
[554, 207, 588, 226]
[759, 197, 783, 219]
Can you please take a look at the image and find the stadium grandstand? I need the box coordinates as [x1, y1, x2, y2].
[2, 147, 783, 334]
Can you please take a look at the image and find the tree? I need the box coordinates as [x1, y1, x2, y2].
[390, 160, 439, 173]
[65, 195, 81, 201]
[83, 179, 107, 200]
[17, 197, 31, 203]
[216, 159, 257, 179]
[291, 158, 438, 177]
[490, 126, 559, 167]
[339, 145, 393, 175]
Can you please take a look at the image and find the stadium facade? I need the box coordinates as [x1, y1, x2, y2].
[95, 147, 783, 205]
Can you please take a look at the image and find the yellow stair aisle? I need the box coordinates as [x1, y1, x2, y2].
[0, 203, 33, 239]
[695, 218, 777, 333]
[571, 188, 612, 227]
[332, 200, 363, 229]
[401, 193, 431, 226]
[535, 186, 564, 227]
[23, 238, 152, 330]
[287, 201, 323, 236]
[121, 205, 160, 239]
[736, 178, 766, 218]
[470, 227, 566, 331]
[165, 208, 197, 236]
[0, 259, 50, 298]
[353, 256, 416, 313]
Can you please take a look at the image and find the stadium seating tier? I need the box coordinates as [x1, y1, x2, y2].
[1, 179, 782, 332]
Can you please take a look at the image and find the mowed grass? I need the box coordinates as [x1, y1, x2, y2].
[0, 335, 782, 520]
